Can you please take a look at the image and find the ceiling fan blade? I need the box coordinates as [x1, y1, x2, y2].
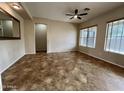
[84, 8, 90, 11]
[78, 13, 88, 16]
[75, 9, 78, 14]
[70, 16, 74, 19]
[66, 14, 74, 16]
[77, 17, 81, 20]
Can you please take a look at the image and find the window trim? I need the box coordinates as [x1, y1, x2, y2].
[79, 25, 97, 48]
[107, 17, 124, 23]
[80, 24, 98, 30]
[104, 18, 124, 55]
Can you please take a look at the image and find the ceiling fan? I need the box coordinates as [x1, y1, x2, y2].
[66, 8, 90, 20]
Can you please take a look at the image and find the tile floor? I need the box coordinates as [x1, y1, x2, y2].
[2, 52, 124, 91]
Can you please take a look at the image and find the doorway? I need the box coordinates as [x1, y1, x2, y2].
[35, 24, 47, 53]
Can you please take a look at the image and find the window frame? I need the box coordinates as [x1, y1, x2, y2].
[79, 25, 97, 48]
[104, 18, 124, 55]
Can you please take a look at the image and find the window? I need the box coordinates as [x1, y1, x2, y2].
[79, 26, 97, 48]
[104, 19, 124, 55]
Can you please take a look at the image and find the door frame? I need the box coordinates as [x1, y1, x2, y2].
[34, 23, 48, 53]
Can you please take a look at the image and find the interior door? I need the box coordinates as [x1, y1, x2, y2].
[35, 24, 47, 52]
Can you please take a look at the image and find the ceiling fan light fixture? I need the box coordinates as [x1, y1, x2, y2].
[74, 15, 78, 19]
[66, 8, 89, 20]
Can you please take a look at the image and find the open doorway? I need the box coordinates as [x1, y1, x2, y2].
[35, 24, 47, 53]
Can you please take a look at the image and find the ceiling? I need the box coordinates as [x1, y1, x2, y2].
[24, 2, 124, 23]
[7, 2, 32, 20]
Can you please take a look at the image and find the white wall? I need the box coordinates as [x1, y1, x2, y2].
[79, 6, 124, 67]
[24, 20, 35, 54]
[24, 17, 78, 54]
[0, 74, 2, 91]
[0, 3, 25, 74]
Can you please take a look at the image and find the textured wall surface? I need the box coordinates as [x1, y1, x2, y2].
[24, 17, 78, 54]
[79, 6, 124, 67]
[0, 3, 25, 74]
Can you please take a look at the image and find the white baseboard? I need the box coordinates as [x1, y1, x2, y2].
[0, 54, 25, 74]
[78, 50, 124, 68]
[47, 49, 77, 54]
[0, 54, 25, 91]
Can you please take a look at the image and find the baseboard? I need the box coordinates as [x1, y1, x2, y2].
[47, 49, 78, 53]
[78, 50, 124, 68]
[0, 54, 25, 74]
[0, 54, 25, 91]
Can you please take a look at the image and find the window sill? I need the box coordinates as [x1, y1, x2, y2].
[79, 45, 95, 49]
[105, 49, 124, 55]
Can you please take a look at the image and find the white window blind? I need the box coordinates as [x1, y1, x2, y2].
[80, 26, 97, 48]
[104, 19, 124, 55]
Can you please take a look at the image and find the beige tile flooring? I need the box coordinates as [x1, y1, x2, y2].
[2, 52, 124, 91]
